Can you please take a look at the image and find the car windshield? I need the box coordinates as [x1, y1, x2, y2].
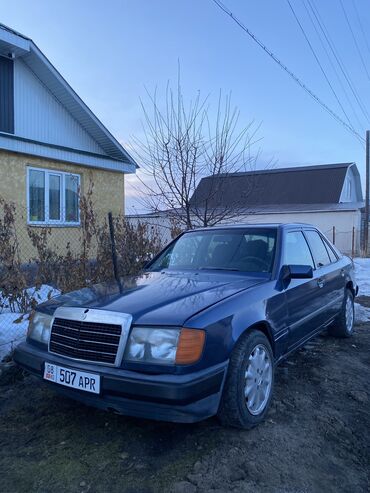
[148, 228, 277, 273]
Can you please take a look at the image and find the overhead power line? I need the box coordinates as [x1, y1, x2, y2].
[211, 0, 365, 144]
[306, 0, 370, 125]
[351, 0, 370, 63]
[339, 0, 370, 84]
[301, 0, 364, 131]
[286, 0, 357, 133]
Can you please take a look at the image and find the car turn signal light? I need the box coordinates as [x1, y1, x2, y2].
[175, 328, 206, 365]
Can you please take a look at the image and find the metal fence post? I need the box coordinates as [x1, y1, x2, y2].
[352, 227, 355, 258]
[108, 212, 121, 289]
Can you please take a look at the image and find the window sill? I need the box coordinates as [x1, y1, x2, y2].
[27, 222, 81, 228]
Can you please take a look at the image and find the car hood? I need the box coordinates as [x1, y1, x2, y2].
[39, 271, 267, 326]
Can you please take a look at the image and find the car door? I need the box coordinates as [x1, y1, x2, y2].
[282, 230, 323, 349]
[304, 229, 345, 325]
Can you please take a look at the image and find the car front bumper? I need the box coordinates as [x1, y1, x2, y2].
[14, 342, 228, 423]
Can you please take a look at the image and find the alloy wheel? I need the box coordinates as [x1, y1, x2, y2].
[244, 344, 273, 415]
[345, 296, 354, 333]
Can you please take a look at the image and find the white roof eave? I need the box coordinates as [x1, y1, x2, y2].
[0, 24, 138, 169]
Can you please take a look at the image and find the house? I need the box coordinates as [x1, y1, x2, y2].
[128, 163, 364, 254]
[0, 24, 137, 258]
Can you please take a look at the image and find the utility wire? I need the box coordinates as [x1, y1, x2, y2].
[301, 0, 364, 131]
[307, 0, 370, 124]
[286, 0, 357, 133]
[339, 0, 370, 84]
[211, 0, 365, 144]
[351, 0, 370, 62]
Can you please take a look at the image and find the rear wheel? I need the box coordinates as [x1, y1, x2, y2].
[329, 289, 354, 338]
[218, 330, 274, 429]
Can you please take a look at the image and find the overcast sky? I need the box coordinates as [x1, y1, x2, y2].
[2, 0, 370, 212]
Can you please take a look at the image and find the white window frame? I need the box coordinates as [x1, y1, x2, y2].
[27, 166, 81, 226]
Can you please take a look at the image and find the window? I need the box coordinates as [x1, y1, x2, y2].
[0, 56, 14, 134]
[304, 230, 331, 267]
[27, 167, 80, 225]
[283, 231, 314, 267]
[322, 236, 338, 263]
[148, 228, 277, 273]
[65, 174, 80, 223]
[29, 169, 45, 222]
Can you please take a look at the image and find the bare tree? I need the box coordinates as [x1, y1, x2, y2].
[130, 79, 265, 229]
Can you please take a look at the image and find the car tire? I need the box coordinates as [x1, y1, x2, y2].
[218, 330, 274, 429]
[329, 289, 355, 338]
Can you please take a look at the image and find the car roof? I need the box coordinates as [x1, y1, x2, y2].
[190, 223, 317, 232]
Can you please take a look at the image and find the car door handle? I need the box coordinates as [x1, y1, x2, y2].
[317, 279, 324, 288]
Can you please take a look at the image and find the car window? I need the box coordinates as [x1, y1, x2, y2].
[322, 236, 338, 262]
[148, 228, 277, 273]
[153, 234, 203, 270]
[283, 231, 314, 267]
[304, 230, 331, 267]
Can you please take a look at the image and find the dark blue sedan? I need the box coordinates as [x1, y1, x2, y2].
[14, 223, 358, 429]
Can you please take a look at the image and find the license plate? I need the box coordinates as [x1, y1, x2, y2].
[43, 363, 100, 394]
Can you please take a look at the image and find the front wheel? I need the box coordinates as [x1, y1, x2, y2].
[218, 330, 274, 429]
[329, 289, 355, 338]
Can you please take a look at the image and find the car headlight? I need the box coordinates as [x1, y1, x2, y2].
[27, 311, 53, 344]
[124, 327, 205, 365]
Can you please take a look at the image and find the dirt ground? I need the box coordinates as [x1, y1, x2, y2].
[1, 306, 369, 493]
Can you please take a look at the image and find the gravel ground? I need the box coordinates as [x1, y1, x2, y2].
[0, 309, 369, 493]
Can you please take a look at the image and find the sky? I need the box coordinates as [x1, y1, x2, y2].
[2, 0, 370, 212]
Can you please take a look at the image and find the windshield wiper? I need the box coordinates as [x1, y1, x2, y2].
[198, 267, 241, 272]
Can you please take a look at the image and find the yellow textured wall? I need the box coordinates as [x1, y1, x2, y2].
[0, 150, 125, 261]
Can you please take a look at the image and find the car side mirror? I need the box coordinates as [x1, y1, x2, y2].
[280, 264, 313, 280]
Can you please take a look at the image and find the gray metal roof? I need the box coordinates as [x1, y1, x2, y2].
[0, 23, 137, 170]
[190, 163, 357, 209]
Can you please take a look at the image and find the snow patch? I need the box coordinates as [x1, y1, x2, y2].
[0, 285, 60, 361]
[353, 258, 370, 297]
[0, 313, 30, 361]
[355, 303, 370, 324]
[0, 285, 60, 313]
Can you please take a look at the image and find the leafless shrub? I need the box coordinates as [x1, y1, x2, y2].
[0, 189, 164, 316]
[169, 216, 184, 240]
[114, 218, 163, 276]
[0, 199, 30, 313]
